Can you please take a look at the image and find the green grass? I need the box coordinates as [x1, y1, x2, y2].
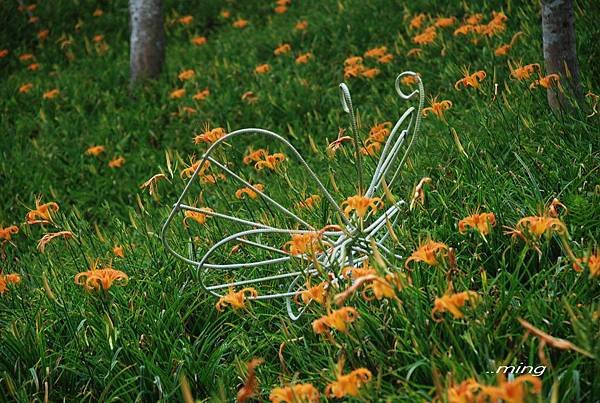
[1, 0, 599, 401]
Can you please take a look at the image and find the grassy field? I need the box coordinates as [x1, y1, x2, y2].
[1, 0, 599, 401]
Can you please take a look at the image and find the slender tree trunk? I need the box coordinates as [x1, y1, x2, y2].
[541, 0, 583, 111]
[129, 0, 165, 86]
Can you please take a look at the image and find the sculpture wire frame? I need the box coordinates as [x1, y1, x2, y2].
[161, 71, 425, 320]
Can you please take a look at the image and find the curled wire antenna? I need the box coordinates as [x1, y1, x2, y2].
[161, 71, 425, 320]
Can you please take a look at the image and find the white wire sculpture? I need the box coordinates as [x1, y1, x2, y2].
[161, 71, 424, 320]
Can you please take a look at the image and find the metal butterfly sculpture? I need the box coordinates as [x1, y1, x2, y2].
[161, 71, 424, 320]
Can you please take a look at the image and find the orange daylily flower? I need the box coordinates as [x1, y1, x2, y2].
[422, 97, 452, 120]
[407, 48, 422, 57]
[494, 32, 523, 57]
[312, 306, 358, 334]
[335, 271, 400, 305]
[453, 24, 473, 36]
[43, 89, 60, 99]
[140, 173, 168, 196]
[342, 260, 376, 280]
[243, 149, 268, 165]
[0, 273, 21, 294]
[585, 91, 599, 117]
[27, 63, 40, 71]
[510, 62, 540, 81]
[364, 46, 388, 59]
[93, 34, 104, 43]
[405, 239, 448, 269]
[180, 160, 211, 178]
[169, 88, 185, 99]
[446, 378, 481, 403]
[296, 195, 321, 209]
[220, 10, 231, 19]
[486, 11, 508, 36]
[454, 69, 486, 90]
[26, 199, 59, 225]
[432, 290, 479, 321]
[510, 215, 568, 238]
[254, 64, 271, 74]
[434, 16, 456, 28]
[529, 73, 560, 89]
[274, 43, 291, 56]
[283, 232, 324, 256]
[344, 56, 363, 67]
[74, 261, 128, 291]
[269, 383, 320, 403]
[298, 281, 328, 305]
[37, 231, 74, 253]
[325, 360, 372, 398]
[178, 15, 193, 25]
[466, 13, 484, 25]
[410, 14, 427, 30]
[360, 141, 382, 156]
[183, 208, 214, 227]
[377, 53, 393, 64]
[108, 156, 125, 168]
[0, 49, 8, 58]
[548, 198, 567, 217]
[113, 245, 124, 258]
[368, 122, 391, 141]
[237, 358, 264, 403]
[478, 374, 541, 403]
[255, 153, 285, 170]
[233, 19, 249, 29]
[341, 195, 383, 219]
[29, 16, 39, 24]
[200, 172, 225, 185]
[361, 273, 399, 301]
[21, 3, 37, 11]
[194, 126, 226, 144]
[458, 212, 496, 235]
[361, 68, 380, 78]
[295, 52, 312, 64]
[19, 53, 34, 62]
[193, 88, 210, 101]
[409, 177, 432, 210]
[495, 44, 511, 57]
[413, 26, 437, 45]
[235, 184, 265, 200]
[295, 20, 308, 31]
[326, 130, 352, 156]
[0, 225, 19, 241]
[19, 83, 33, 93]
[343, 64, 365, 79]
[178, 69, 195, 81]
[38, 29, 49, 41]
[215, 287, 257, 311]
[93, 8, 103, 17]
[241, 91, 258, 104]
[274, 5, 288, 14]
[178, 106, 196, 115]
[85, 145, 105, 156]
[191, 36, 207, 46]
[572, 250, 599, 276]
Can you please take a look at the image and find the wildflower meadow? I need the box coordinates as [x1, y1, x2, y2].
[1, 0, 599, 401]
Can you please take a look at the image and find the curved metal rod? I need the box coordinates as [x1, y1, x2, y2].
[387, 72, 425, 190]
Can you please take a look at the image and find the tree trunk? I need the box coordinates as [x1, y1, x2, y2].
[541, 0, 583, 111]
[129, 0, 165, 86]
